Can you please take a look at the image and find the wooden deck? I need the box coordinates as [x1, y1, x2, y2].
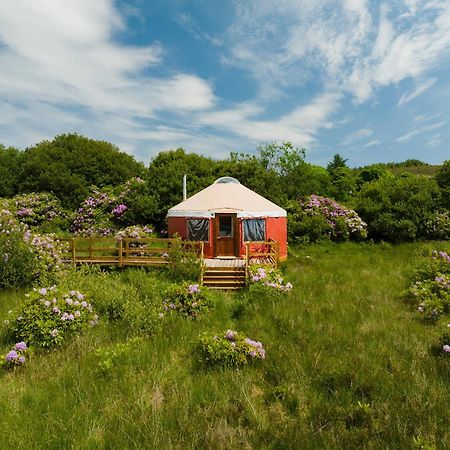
[58, 237, 280, 289]
[204, 258, 246, 268]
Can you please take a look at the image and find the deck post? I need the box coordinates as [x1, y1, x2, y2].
[118, 239, 123, 268]
[72, 237, 76, 264]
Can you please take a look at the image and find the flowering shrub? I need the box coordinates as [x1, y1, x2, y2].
[70, 188, 117, 236]
[198, 330, 266, 367]
[248, 265, 293, 293]
[10, 193, 67, 229]
[1, 342, 28, 369]
[25, 232, 68, 286]
[407, 250, 450, 323]
[301, 195, 367, 241]
[439, 323, 450, 356]
[115, 225, 154, 239]
[0, 209, 68, 288]
[10, 286, 98, 348]
[425, 212, 450, 240]
[71, 178, 155, 235]
[162, 283, 211, 319]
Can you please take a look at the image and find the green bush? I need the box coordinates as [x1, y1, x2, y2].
[248, 265, 293, 293]
[0, 229, 36, 288]
[95, 337, 144, 377]
[167, 237, 203, 282]
[407, 250, 450, 323]
[162, 283, 211, 319]
[197, 330, 266, 367]
[425, 212, 450, 240]
[10, 286, 98, 348]
[355, 175, 441, 241]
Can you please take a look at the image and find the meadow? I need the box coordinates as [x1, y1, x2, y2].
[0, 241, 449, 449]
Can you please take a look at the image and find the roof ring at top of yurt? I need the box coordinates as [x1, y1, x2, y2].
[214, 176, 241, 184]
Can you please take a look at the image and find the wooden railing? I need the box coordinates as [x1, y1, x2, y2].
[60, 237, 204, 267]
[245, 239, 279, 268]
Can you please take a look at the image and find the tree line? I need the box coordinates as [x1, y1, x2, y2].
[1, 133, 449, 242]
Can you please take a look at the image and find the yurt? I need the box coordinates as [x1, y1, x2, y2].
[167, 177, 287, 260]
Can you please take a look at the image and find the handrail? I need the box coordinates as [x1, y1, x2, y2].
[245, 240, 279, 267]
[59, 237, 204, 266]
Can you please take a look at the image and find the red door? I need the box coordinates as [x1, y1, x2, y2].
[214, 214, 238, 257]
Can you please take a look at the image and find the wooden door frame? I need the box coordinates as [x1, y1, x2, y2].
[213, 213, 239, 257]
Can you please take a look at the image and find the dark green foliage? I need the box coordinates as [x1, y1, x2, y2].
[167, 236, 203, 282]
[327, 153, 348, 172]
[435, 160, 450, 208]
[356, 165, 389, 189]
[355, 175, 442, 242]
[118, 181, 159, 227]
[19, 134, 145, 207]
[147, 148, 216, 229]
[0, 144, 23, 197]
[0, 230, 35, 288]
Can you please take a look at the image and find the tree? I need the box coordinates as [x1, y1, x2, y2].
[19, 134, 145, 207]
[435, 160, 450, 208]
[327, 153, 348, 173]
[0, 144, 24, 197]
[147, 149, 217, 230]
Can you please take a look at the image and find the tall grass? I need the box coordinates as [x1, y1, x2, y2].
[0, 242, 449, 449]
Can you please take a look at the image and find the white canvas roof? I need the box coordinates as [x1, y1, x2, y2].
[167, 177, 287, 218]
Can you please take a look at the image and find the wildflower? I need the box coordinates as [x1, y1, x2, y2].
[51, 329, 59, 337]
[5, 350, 18, 361]
[188, 284, 200, 294]
[44, 300, 51, 307]
[14, 342, 27, 351]
[443, 344, 450, 353]
[18, 356, 26, 364]
[74, 310, 81, 318]
[38, 288, 47, 296]
[224, 330, 236, 341]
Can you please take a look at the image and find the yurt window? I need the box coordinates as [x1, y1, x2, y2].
[187, 219, 210, 241]
[243, 219, 266, 242]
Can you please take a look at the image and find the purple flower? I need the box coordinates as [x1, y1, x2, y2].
[51, 329, 59, 337]
[39, 288, 47, 296]
[14, 341, 27, 351]
[18, 356, 26, 364]
[188, 284, 200, 294]
[224, 330, 236, 341]
[6, 350, 18, 361]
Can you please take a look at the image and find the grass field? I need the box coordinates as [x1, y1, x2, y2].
[0, 242, 449, 449]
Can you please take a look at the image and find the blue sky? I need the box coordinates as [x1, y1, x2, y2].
[0, 0, 449, 166]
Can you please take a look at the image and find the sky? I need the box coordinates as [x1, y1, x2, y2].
[0, 0, 449, 167]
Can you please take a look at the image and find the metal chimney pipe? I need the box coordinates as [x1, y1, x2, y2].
[182, 174, 187, 201]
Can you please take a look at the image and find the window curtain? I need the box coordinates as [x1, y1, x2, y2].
[187, 219, 209, 241]
[243, 219, 266, 241]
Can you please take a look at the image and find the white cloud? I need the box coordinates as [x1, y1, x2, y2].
[363, 139, 380, 148]
[398, 78, 437, 105]
[0, 0, 216, 153]
[396, 121, 446, 142]
[196, 92, 341, 144]
[342, 128, 373, 145]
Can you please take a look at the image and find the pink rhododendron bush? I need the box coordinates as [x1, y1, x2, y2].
[70, 178, 156, 236]
[0, 209, 68, 288]
[6, 286, 98, 349]
[9, 192, 67, 230]
[161, 283, 211, 319]
[248, 266, 293, 293]
[288, 195, 367, 243]
[407, 250, 450, 323]
[198, 330, 266, 367]
[406, 249, 450, 355]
